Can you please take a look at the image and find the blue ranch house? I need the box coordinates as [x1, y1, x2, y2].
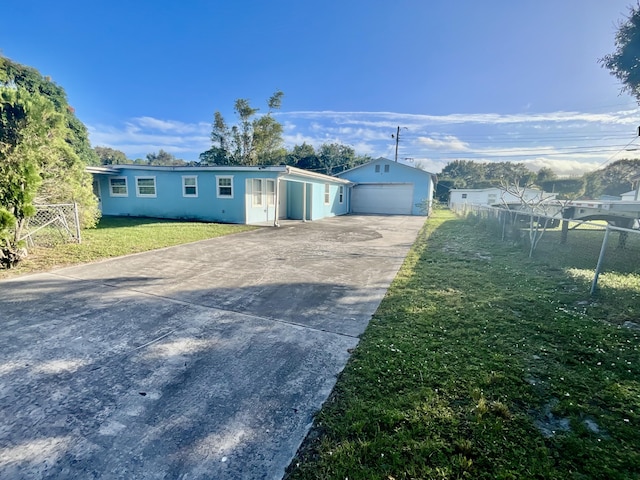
[89, 165, 353, 226]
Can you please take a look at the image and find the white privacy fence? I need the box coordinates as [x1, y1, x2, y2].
[19, 203, 82, 246]
[451, 203, 640, 295]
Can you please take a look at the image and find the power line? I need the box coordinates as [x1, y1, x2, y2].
[402, 146, 638, 159]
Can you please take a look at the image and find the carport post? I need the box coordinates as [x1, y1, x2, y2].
[274, 177, 280, 227]
[302, 182, 307, 222]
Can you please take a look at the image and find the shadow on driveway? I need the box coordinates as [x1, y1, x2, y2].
[0, 215, 425, 479]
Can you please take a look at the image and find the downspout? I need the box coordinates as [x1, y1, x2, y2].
[274, 176, 280, 227]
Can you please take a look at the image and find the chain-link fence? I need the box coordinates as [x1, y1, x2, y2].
[19, 203, 82, 247]
[451, 203, 640, 295]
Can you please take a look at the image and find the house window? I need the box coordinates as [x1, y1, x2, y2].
[182, 176, 198, 197]
[461, 193, 468, 199]
[375, 165, 380, 173]
[216, 176, 233, 198]
[384, 164, 390, 173]
[109, 177, 128, 197]
[324, 184, 330, 204]
[136, 177, 156, 197]
[487, 194, 497, 204]
[339, 185, 344, 204]
[252, 179, 263, 206]
[266, 179, 276, 206]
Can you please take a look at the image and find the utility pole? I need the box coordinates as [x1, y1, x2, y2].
[392, 126, 405, 162]
[395, 126, 400, 162]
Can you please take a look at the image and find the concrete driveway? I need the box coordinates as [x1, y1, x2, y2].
[0, 214, 425, 479]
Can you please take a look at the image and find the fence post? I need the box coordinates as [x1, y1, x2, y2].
[590, 225, 611, 296]
[73, 202, 82, 244]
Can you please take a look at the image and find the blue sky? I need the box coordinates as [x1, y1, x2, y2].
[2, 0, 639, 175]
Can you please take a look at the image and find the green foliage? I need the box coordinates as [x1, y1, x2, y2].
[600, 4, 640, 101]
[94, 146, 131, 165]
[536, 167, 557, 185]
[0, 56, 99, 233]
[0, 55, 99, 166]
[0, 87, 48, 265]
[284, 142, 370, 174]
[439, 160, 535, 191]
[587, 159, 640, 197]
[286, 143, 320, 170]
[146, 149, 186, 166]
[200, 90, 285, 165]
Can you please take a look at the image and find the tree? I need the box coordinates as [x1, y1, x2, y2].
[500, 181, 559, 258]
[535, 167, 557, 186]
[0, 56, 99, 231]
[0, 87, 58, 265]
[0, 55, 100, 166]
[440, 160, 486, 188]
[286, 143, 320, 170]
[581, 159, 640, 198]
[146, 149, 186, 166]
[600, 4, 640, 102]
[317, 143, 357, 175]
[94, 146, 130, 165]
[200, 90, 284, 165]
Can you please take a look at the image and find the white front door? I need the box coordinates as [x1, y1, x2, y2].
[245, 178, 277, 224]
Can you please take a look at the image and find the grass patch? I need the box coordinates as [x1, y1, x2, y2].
[286, 210, 640, 479]
[467, 212, 640, 325]
[0, 216, 256, 279]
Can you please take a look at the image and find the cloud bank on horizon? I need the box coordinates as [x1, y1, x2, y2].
[88, 105, 640, 176]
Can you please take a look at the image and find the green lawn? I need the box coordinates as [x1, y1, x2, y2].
[0, 216, 256, 279]
[286, 209, 640, 479]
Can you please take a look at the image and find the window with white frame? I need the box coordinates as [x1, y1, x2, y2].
[136, 176, 156, 197]
[375, 165, 380, 173]
[109, 177, 128, 197]
[339, 185, 344, 204]
[182, 175, 198, 197]
[487, 194, 497, 204]
[384, 164, 390, 172]
[324, 183, 330, 204]
[266, 179, 275, 206]
[461, 193, 468, 199]
[216, 176, 233, 198]
[252, 179, 263, 206]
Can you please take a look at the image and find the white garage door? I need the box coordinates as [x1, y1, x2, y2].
[352, 184, 414, 215]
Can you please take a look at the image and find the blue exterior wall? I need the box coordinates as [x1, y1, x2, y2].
[94, 166, 350, 224]
[337, 158, 434, 215]
[97, 168, 281, 223]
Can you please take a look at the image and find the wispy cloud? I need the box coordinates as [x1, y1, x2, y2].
[88, 117, 210, 159]
[279, 109, 640, 126]
[417, 135, 469, 151]
[87, 107, 640, 173]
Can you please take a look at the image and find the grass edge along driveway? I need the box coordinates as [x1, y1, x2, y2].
[285, 209, 640, 480]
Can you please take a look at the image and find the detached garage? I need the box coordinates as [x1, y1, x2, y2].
[337, 158, 436, 216]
